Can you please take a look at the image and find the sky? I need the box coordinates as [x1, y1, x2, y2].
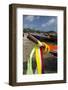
[23, 15, 57, 32]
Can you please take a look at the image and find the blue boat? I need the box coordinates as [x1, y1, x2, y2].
[31, 33, 57, 43]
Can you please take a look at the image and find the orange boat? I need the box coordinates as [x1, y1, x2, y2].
[47, 43, 57, 52]
[47, 43, 57, 57]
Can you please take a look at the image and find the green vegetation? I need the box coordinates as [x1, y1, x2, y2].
[23, 28, 57, 34]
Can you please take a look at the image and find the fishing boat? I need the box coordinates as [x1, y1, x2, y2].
[26, 33, 57, 74]
[30, 33, 57, 43]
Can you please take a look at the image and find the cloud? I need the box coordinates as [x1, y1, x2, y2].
[25, 16, 35, 22]
[41, 18, 56, 28]
[41, 23, 46, 27]
[24, 24, 28, 28]
[25, 15, 40, 22]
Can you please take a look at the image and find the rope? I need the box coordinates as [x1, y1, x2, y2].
[26, 47, 35, 74]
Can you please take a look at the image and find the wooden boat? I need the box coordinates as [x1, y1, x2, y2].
[27, 33, 57, 57]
